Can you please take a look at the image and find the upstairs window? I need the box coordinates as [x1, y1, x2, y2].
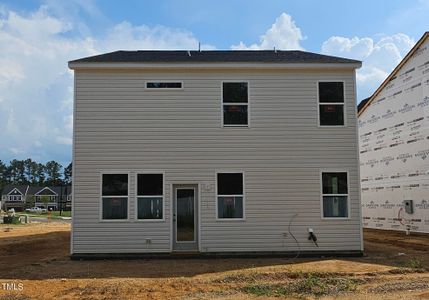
[146, 82, 182, 89]
[318, 82, 345, 126]
[101, 174, 128, 220]
[222, 82, 248, 126]
[137, 174, 164, 220]
[217, 172, 244, 219]
[321, 172, 349, 218]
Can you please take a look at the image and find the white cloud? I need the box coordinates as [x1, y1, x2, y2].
[55, 136, 73, 145]
[0, 5, 213, 164]
[10, 147, 24, 155]
[101, 21, 214, 51]
[321, 33, 415, 100]
[231, 13, 304, 50]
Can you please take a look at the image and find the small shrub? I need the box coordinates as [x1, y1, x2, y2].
[3, 216, 21, 224]
[408, 258, 423, 269]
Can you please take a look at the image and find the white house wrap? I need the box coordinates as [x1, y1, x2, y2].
[359, 32, 429, 233]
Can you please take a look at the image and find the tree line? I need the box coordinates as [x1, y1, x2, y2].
[0, 159, 72, 193]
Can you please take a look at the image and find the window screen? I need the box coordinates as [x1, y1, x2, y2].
[223, 82, 248, 126]
[322, 172, 348, 218]
[217, 173, 244, 219]
[137, 173, 163, 220]
[318, 82, 345, 126]
[102, 174, 128, 196]
[101, 174, 128, 220]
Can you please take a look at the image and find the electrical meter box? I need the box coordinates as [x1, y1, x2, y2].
[403, 200, 414, 214]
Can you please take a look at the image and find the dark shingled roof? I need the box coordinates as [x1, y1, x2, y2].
[358, 97, 371, 113]
[69, 50, 361, 64]
[2, 185, 28, 195]
[1, 185, 72, 196]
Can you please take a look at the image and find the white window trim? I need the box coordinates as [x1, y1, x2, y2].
[35, 195, 57, 201]
[221, 81, 250, 128]
[8, 195, 23, 201]
[7, 188, 23, 196]
[215, 170, 246, 221]
[317, 80, 347, 128]
[144, 81, 184, 90]
[135, 171, 165, 222]
[319, 169, 351, 220]
[99, 171, 130, 222]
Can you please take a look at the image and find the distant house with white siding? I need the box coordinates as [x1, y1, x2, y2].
[68, 50, 362, 257]
[358, 32, 429, 233]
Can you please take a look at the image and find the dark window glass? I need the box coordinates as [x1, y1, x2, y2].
[137, 174, 163, 196]
[223, 105, 248, 125]
[223, 82, 248, 103]
[319, 104, 344, 126]
[323, 196, 348, 217]
[319, 82, 344, 103]
[218, 196, 243, 218]
[176, 189, 195, 241]
[137, 197, 163, 219]
[217, 173, 243, 195]
[102, 197, 127, 219]
[146, 82, 182, 89]
[322, 172, 348, 194]
[102, 174, 128, 196]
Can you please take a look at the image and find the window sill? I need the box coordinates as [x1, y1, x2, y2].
[222, 125, 249, 128]
[99, 219, 130, 222]
[321, 217, 350, 220]
[318, 125, 347, 128]
[216, 218, 246, 222]
[135, 219, 165, 222]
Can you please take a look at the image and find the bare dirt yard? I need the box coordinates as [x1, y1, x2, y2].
[0, 223, 428, 299]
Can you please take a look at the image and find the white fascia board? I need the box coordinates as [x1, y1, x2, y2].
[68, 62, 362, 70]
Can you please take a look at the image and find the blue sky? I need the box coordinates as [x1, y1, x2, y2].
[0, 0, 428, 166]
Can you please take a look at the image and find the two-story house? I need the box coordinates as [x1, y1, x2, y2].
[1, 185, 28, 211]
[1, 185, 72, 211]
[68, 50, 362, 257]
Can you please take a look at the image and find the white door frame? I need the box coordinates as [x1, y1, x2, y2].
[170, 183, 201, 252]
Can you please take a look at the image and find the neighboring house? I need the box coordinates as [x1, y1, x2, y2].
[358, 32, 429, 233]
[1, 185, 72, 211]
[1, 185, 29, 211]
[68, 50, 362, 257]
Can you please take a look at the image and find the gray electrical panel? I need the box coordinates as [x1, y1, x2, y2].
[403, 200, 414, 214]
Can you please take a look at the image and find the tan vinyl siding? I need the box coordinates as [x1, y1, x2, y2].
[72, 68, 361, 253]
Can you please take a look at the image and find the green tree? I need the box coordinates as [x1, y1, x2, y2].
[26, 195, 35, 208]
[0, 160, 9, 194]
[41, 195, 50, 209]
[35, 163, 46, 185]
[45, 161, 62, 185]
[8, 159, 26, 184]
[24, 158, 39, 184]
[64, 162, 72, 184]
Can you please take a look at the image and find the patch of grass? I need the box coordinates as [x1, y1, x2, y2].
[408, 258, 423, 269]
[50, 211, 72, 218]
[215, 270, 343, 284]
[18, 210, 71, 219]
[242, 274, 358, 297]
